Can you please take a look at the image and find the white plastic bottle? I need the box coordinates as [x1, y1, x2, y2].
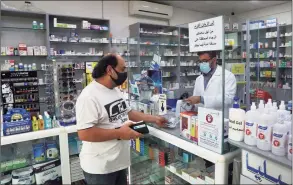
[244, 102, 258, 146]
[229, 97, 246, 142]
[257, 106, 274, 151]
[272, 121, 287, 156]
[288, 134, 292, 161]
[277, 101, 290, 122]
[258, 100, 265, 113]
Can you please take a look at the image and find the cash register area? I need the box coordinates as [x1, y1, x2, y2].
[0, 1, 292, 185]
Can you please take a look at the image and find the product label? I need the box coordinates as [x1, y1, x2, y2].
[257, 125, 272, 144]
[245, 122, 256, 138]
[272, 132, 286, 150]
[229, 119, 245, 132]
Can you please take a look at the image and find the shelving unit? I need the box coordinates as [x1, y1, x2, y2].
[242, 23, 292, 104]
[0, 9, 53, 115]
[129, 23, 181, 98]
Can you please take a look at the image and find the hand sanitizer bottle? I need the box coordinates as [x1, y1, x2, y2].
[258, 100, 265, 113]
[229, 97, 246, 142]
[244, 102, 258, 146]
[257, 105, 274, 151]
[277, 101, 290, 122]
[272, 120, 287, 156]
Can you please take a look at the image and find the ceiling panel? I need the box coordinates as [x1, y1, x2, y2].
[154, 1, 289, 15]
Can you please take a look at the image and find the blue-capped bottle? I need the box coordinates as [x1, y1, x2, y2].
[228, 97, 246, 142]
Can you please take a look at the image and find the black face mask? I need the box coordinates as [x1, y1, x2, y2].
[110, 68, 128, 86]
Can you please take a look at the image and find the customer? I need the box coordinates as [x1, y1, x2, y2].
[185, 51, 236, 117]
[76, 54, 167, 185]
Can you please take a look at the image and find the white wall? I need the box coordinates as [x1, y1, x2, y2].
[2, 1, 213, 37]
[234, 2, 292, 24]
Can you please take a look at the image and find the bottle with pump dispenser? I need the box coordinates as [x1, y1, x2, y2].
[257, 105, 275, 151]
[229, 97, 246, 142]
[244, 102, 258, 146]
[38, 115, 44, 130]
[272, 119, 288, 156]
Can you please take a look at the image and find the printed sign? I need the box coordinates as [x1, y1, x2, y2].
[242, 150, 292, 184]
[198, 107, 223, 154]
[188, 16, 224, 52]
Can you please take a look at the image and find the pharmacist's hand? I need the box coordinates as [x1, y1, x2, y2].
[184, 96, 201, 105]
[154, 116, 168, 127]
[117, 121, 142, 140]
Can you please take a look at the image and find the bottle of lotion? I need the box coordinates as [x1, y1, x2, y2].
[244, 102, 258, 146]
[229, 97, 246, 142]
[257, 106, 274, 151]
[32, 116, 38, 131]
[38, 115, 44, 130]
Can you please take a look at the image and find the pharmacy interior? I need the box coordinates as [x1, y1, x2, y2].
[0, 1, 292, 185]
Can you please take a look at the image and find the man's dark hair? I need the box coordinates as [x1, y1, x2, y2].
[92, 54, 118, 79]
[197, 51, 217, 59]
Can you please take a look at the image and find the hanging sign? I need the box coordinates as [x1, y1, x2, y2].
[198, 107, 223, 154]
[188, 16, 224, 52]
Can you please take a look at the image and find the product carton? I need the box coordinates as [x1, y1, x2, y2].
[189, 170, 201, 184]
[181, 168, 197, 181]
[242, 150, 292, 184]
[180, 111, 197, 140]
[40, 46, 47, 56]
[33, 46, 41, 56]
[1, 47, 6, 55]
[18, 43, 27, 56]
[27, 47, 34, 56]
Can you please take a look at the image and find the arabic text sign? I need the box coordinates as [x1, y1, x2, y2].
[242, 150, 291, 185]
[188, 16, 223, 52]
[198, 107, 223, 154]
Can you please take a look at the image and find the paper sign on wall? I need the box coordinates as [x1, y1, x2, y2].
[198, 107, 223, 154]
[188, 16, 224, 52]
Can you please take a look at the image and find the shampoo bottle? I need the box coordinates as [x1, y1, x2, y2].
[277, 101, 290, 122]
[44, 111, 52, 129]
[32, 116, 38, 131]
[272, 120, 287, 156]
[38, 115, 44, 130]
[257, 106, 274, 151]
[244, 102, 258, 146]
[229, 97, 246, 142]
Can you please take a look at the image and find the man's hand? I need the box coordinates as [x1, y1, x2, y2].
[117, 121, 142, 140]
[154, 116, 168, 127]
[184, 96, 201, 105]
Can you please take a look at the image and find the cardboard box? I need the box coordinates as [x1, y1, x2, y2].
[190, 116, 198, 143]
[182, 168, 197, 181]
[18, 43, 27, 56]
[180, 111, 197, 140]
[242, 150, 291, 184]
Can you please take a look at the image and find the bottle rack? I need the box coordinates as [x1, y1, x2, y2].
[1, 71, 40, 114]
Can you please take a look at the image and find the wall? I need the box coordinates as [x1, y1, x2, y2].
[234, 2, 292, 24]
[1, 1, 213, 37]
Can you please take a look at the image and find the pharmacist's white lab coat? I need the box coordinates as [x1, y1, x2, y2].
[193, 65, 236, 118]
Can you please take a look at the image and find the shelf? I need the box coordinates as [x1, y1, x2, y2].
[0, 55, 47, 57]
[1, 26, 46, 31]
[1, 127, 62, 145]
[50, 41, 109, 44]
[51, 27, 108, 32]
[148, 126, 240, 164]
[228, 139, 292, 168]
[165, 166, 194, 184]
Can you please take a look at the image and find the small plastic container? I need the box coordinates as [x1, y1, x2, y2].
[32, 21, 38, 29]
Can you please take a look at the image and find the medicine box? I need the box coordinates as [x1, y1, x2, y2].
[18, 43, 27, 56]
[180, 111, 197, 140]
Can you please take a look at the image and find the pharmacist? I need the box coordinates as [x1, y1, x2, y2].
[76, 54, 167, 185]
[185, 51, 236, 117]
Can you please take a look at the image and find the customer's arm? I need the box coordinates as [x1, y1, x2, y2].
[128, 110, 167, 127]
